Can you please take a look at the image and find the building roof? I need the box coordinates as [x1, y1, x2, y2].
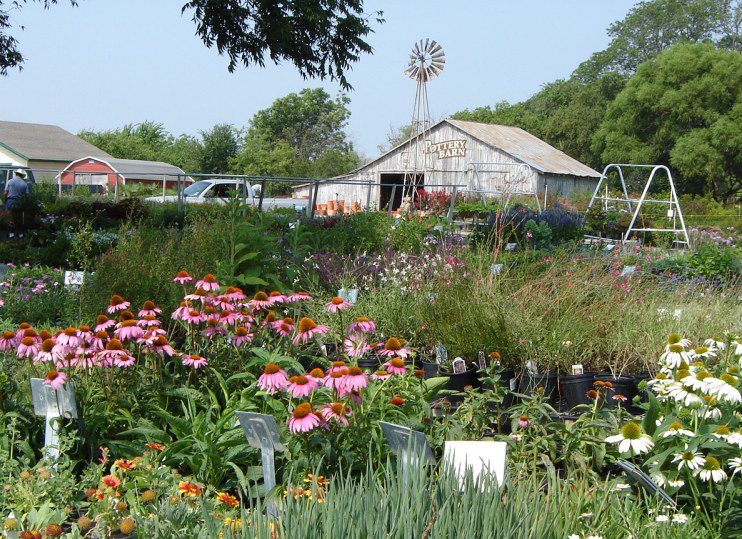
[64, 156, 187, 182]
[446, 119, 601, 178]
[0, 120, 113, 162]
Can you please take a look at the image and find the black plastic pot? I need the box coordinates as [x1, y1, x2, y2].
[438, 365, 482, 406]
[421, 359, 440, 379]
[595, 374, 637, 409]
[357, 355, 381, 372]
[519, 372, 559, 405]
[560, 372, 597, 410]
[493, 368, 518, 408]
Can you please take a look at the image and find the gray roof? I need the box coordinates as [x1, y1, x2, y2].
[446, 119, 601, 178]
[67, 157, 187, 182]
[0, 120, 113, 162]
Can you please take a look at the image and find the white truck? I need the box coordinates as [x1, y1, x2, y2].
[145, 179, 309, 211]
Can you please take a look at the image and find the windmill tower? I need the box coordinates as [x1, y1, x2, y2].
[402, 39, 445, 202]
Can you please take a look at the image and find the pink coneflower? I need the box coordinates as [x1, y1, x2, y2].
[285, 291, 312, 303]
[348, 316, 376, 336]
[223, 286, 247, 302]
[325, 296, 351, 313]
[56, 327, 80, 348]
[195, 274, 220, 291]
[343, 337, 371, 358]
[22, 328, 42, 345]
[0, 331, 16, 351]
[182, 309, 205, 325]
[249, 291, 273, 311]
[218, 308, 241, 326]
[517, 416, 530, 429]
[378, 337, 410, 358]
[274, 317, 295, 337]
[98, 339, 131, 367]
[258, 363, 289, 394]
[231, 326, 253, 347]
[324, 370, 349, 396]
[43, 369, 67, 390]
[268, 291, 286, 304]
[383, 357, 407, 375]
[286, 375, 318, 398]
[107, 295, 130, 314]
[173, 270, 193, 284]
[34, 339, 56, 363]
[17, 336, 40, 358]
[261, 312, 278, 328]
[137, 315, 162, 328]
[182, 354, 208, 369]
[612, 394, 628, 403]
[77, 325, 94, 344]
[201, 320, 227, 338]
[321, 402, 350, 426]
[71, 349, 97, 369]
[307, 368, 326, 383]
[138, 300, 162, 318]
[90, 331, 108, 351]
[115, 320, 144, 341]
[293, 317, 329, 345]
[184, 287, 208, 303]
[328, 361, 347, 373]
[14, 322, 32, 341]
[237, 309, 255, 326]
[288, 403, 320, 433]
[371, 369, 391, 381]
[344, 366, 368, 391]
[150, 335, 175, 357]
[94, 314, 115, 332]
[390, 396, 405, 407]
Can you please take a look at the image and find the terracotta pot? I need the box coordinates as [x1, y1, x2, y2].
[326, 209, 336, 216]
[327, 200, 336, 210]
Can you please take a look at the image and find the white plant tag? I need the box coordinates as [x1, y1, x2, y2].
[571, 364, 584, 375]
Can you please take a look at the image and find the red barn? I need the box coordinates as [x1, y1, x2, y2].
[59, 156, 191, 195]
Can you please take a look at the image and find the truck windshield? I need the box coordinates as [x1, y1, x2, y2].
[182, 181, 211, 197]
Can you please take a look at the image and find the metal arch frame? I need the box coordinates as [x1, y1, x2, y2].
[587, 164, 689, 247]
[462, 162, 543, 212]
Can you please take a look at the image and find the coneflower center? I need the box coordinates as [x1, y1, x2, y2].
[41, 339, 55, 352]
[64, 327, 77, 336]
[385, 337, 402, 351]
[668, 344, 684, 353]
[298, 318, 317, 332]
[703, 456, 720, 470]
[292, 403, 312, 418]
[667, 333, 681, 344]
[391, 357, 405, 368]
[331, 297, 344, 305]
[620, 422, 642, 440]
[264, 363, 280, 375]
[254, 291, 268, 301]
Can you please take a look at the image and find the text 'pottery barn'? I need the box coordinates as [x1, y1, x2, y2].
[293, 119, 602, 211]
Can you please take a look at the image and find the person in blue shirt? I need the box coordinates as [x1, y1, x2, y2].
[3, 169, 30, 210]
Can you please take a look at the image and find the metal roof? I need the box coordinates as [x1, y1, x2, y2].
[65, 156, 187, 182]
[446, 119, 602, 178]
[0, 120, 113, 162]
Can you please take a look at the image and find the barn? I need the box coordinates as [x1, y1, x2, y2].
[59, 156, 190, 194]
[292, 119, 602, 211]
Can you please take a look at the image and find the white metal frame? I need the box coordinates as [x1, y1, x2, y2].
[587, 164, 689, 246]
[460, 162, 543, 212]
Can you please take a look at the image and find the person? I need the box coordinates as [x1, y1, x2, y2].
[3, 169, 30, 210]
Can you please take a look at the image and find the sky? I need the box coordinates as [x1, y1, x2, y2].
[0, 0, 638, 157]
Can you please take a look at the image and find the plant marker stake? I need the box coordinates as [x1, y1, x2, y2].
[235, 412, 286, 517]
[380, 422, 435, 486]
[30, 378, 77, 464]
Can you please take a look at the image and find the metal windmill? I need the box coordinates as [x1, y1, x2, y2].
[402, 39, 445, 202]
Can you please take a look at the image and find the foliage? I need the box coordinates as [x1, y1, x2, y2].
[0, 264, 68, 325]
[199, 123, 240, 174]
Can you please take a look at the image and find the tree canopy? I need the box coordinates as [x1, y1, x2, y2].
[1, 0, 382, 86]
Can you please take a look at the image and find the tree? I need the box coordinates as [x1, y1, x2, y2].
[198, 124, 239, 174]
[574, 0, 739, 81]
[592, 43, 741, 200]
[1, 0, 382, 87]
[376, 124, 416, 154]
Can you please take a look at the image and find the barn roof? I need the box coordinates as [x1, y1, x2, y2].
[445, 119, 601, 178]
[64, 156, 187, 182]
[0, 120, 113, 162]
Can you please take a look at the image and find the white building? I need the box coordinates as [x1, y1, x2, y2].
[293, 119, 602, 211]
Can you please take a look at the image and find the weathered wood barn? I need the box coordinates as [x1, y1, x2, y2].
[293, 119, 602, 211]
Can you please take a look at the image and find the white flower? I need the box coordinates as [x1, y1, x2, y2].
[679, 373, 708, 392]
[672, 447, 705, 471]
[655, 515, 669, 522]
[666, 383, 704, 407]
[702, 405, 722, 420]
[610, 482, 631, 492]
[606, 422, 654, 455]
[660, 422, 695, 438]
[704, 338, 725, 351]
[704, 377, 742, 404]
[578, 512, 593, 520]
[733, 340, 742, 356]
[660, 347, 690, 368]
[650, 471, 666, 488]
[694, 456, 727, 482]
[729, 456, 742, 476]
[689, 346, 716, 360]
[726, 432, 742, 449]
[586, 536, 603, 539]
[667, 479, 685, 488]
[567, 535, 580, 539]
[672, 513, 689, 524]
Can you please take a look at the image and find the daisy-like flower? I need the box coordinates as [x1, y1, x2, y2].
[379, 337, 410, 358]
[285, 291, 312, 303]
[274, 317, 295, 337]
[323, 370, 348, 395]
[726, 430, 742, 449]
[231, 326, 253, 347]
[680, 370, 712, 391]
[107, 295, 130, 314]
[182, 354, 208, 369]
[286, 375, 317, 398]
[704, 337, 726, 351]
[293, 317, 329, 345]
[667, 479, 685, 488]
[216, 492, 239, 507]
[672, 447, 705, 471]
[267, 291, 286, 304]
[390, 396, 405, 406]
[182, 309, 205, 325]
[344, 366, 368, 391]
[201, 320, 227, 338]
[660, 344, 690, 369]
[248, 291, 273, 311]
[145, 442, 166, 452]
[34, 339, 56, 363]
[328, 361, 347, 373]
[661, 421, 694, 438]
[137, 315, 161, 328]
[307, 368, 326, 383]
[101, 475, 120, 489]
[325, 296, 351, 313]
[288, 403, 320, 433]
[138, 300, 162, 318]
[223, 286, 247, 302]
[371, 370, 391, 381]
[56, 327, 80, 348]
[0, 330, 17, 351]
[383, 357, 407, 375]
[184, 287, 208, 303]
[114, 320, 144, 341]
[77, 325, 93, 344]
[218, 308, 241, 326]
[655, 515, 669, 523]
[173, 270, 193, 284]
[321, 402, 350, 426]
[666, 382, 704, 407]
[94, 314, 115, 332]
[729, 456, 742, 476]
[258, 363, 289, 394]
[665, 333, 691, 350]
[43, 369, 67, 390]
[605, 421, 654, 455]
[90, 331, 108, 351]
[704, 375, 742, 404]
[517, 416, 530, 429]
[14, 322, 32, 341]
[150, 335, 175, 357]
[195, 274, 220, 291]
[16, 337, 40, 358]
[343, 337, 371, 358]
[694, 456, 727, 482]
[178, 481, 203, 496]
[22, 328, 41, 345]
[348, 316, 376, 336]
[689, 345, 716, 360]
[672, 514, 689, 524]
[115, 459, 136, 471]
[98, 339, 132, 367]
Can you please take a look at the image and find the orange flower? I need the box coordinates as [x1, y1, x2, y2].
[115, 459, 136, 471]
[101, 475, 120, 489]
[216, 492, 239, 507]
[390, 397, 405, 406]
[145, 442, 166, 452]
[178, 481, 203, 497]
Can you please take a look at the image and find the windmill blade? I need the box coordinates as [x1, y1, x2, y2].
[431, 61, 445, 71]
[429, 42, 443, 56]
[413, 42, 421, 56]
[431, 51, 446, 61]
[428, 65, 441, 78]
[423, 38, 430, 53]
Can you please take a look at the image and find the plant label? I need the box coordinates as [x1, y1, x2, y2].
[337, 288, 359, 305]
[452, 357, 466, 374]
[30, 378, 77, 461]
[63, 270, 85, 290]
[443, 441, 507, 488]
[0, 264, 8, 278]
[666, 209, 674, 218]
[571, 364, 584, 375]
[380, 421, 436, 486]
[435, 342, 448, 365]
[505, 243, 518, 251]
[603, 244, 616, 252]
[619, 266, 636, 278]
[477, 351, 486, 370]
[525, 360, 538, 375]
[490, 263, 503, 275]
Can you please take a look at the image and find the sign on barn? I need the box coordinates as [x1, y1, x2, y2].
[425, 139, 467, 159]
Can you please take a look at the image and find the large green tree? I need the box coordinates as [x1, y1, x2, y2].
[198, 123, 239, 174]
[1, 0, 382, 87]
[593, 43, 741, 200]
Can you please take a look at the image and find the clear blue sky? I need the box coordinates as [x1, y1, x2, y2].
[1, 0, 637, 157]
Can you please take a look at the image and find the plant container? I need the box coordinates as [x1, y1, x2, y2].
[594, 373, 637, 409]
[519, 371, 559, 406]
[560, 372, 597, 409]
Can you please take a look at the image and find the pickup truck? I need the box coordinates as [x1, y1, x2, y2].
[144, 179, 309, 211]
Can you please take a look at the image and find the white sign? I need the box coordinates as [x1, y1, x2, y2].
[425, 139, 467, 159]
[444, 441, 507, 488]
[64, 271, 85, 289]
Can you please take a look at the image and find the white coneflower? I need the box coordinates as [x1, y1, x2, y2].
[680, 370, 711, 392]
[667, 479, 685, 488]
[666, 383, 704, 407]
[712, 425, 733, 441]
[665, 333, 691, 350]
[605, 422, 654, 455]
[660, 344, 690, 369]
[672, 447, 705, 471]
[650, 471, 667, 488]
[610, 483, 631, 492]
[694, 456, 727, 483]
[704, 337, 725, 351]
[726, 430, 742, 449]
[733, 340, 742, 356]
[702, 404, 722, 420]
[661, 421, 695, 438]
[671, 514, 689, 524]
[655, 515, 669, 522]
[704, 375, 742, 404]
[729, 456, 742, 476]
[689, 345, 716, 360]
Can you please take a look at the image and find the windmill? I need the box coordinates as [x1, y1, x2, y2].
[402, 39, 445, 203]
